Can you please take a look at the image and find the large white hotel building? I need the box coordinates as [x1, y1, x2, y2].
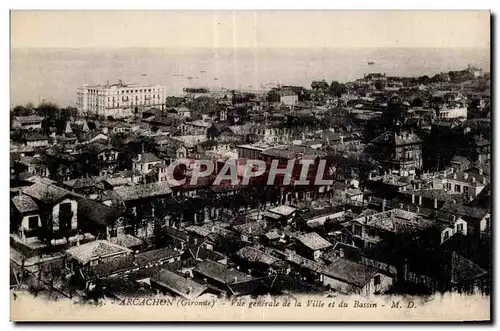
[76, 80, 167, 118]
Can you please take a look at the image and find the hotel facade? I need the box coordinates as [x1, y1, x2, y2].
[76, 80, 167, 118]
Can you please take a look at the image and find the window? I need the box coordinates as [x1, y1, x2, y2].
[28, 216, 38, 229]
[457, 223, 464, 233]
[374, 275, 381, 286]
[463, 186, 469, 194]
[454, 184, 461, 193]
[353, 224, 362, 236]
[446, 183, 452, 190]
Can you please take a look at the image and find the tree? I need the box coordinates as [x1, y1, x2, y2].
[311, 80, 329, 92]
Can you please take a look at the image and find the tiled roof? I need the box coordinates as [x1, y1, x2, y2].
[445, 171, 488, 185]
[400, 189, 453, 202]
[65, 240, 132, 265]
[22, 182, 75, 204]
[193, 260, 252, 285]
[110, 234, 143, 248]
[321, 258, 378, 288]
[77, 198, 121, 226]
[135, 152, 162, 164]
[135, 247, 182, 265]
[235, 246, 284, 267]
[151, 268, 207, 300]
[450, 252, 487, 285]
[12, 195, 39, 213]
[14, 115, 44, 124]
[296, 232, 333, 251]
[232, 220, 268, 236]
[114, 182, 172, 201]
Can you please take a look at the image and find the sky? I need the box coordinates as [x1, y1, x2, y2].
[11, 10, 490, 49]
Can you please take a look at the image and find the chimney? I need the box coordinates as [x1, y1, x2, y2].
[472, 177, 476, 183]
[463, 173, 468, 180]
[453, 173, 457, 179]
[211, 226, 215, 232]
[233, 277, 238, 283]
[434, 198, 438, 209]
[479, 168, 483, 176]
[411, 193, 415, 204]
[368, 172, 372, 180]
[482, 177, 487, 185]
[136, 153, 142, 162]
[416, 206, 420, 213]
[418, 195, 422, 206]
[339, 248, 345, 258]
[194, 238, 198, 245]
[180, 241, 185, 250]
[399, 203, 404, 209]
[382, 199, 386, 212]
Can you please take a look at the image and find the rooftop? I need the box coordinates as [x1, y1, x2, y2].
[12, 195, 39, 214]
[322, 257, 378, 288]
[296, 232, 333, 251]
[66, 240, 132, 265]
[150, 268, 208, 300]
[114, 182, 172, 201]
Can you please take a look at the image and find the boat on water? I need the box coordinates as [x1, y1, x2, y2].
[141, 73, 147, 76]
[214, 77, 219, 80]
[368, 61, 375, 65]
[200, 70, 206, 73]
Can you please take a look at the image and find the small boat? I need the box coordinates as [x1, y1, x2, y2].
[214, 77, 219, 81]
[142, 73, 147, 76]
[200, 70, 206, 73]
[186, 76, 194, 80]
[368, 61, 375, 65]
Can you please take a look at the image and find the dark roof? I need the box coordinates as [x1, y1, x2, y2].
[445, 171, 488, 185]
[12, 195, 39, 213]
[371, 131, 422, 146]
[150, 268, 208, 300]
[440, 202, 489, 220]
[109, 234, 143, 249]
[193, 260, 253, 285]
[78, 198, 121, 226]
[450, 252, 488, 285]
[321, 258, 378, 287]
[135, 247, 183, 265]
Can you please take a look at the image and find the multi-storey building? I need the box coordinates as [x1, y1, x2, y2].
[76, 80, 167, 118]
[369, 131, 423, 176]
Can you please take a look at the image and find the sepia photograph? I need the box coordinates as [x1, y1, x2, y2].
[9, 10, 491, 322]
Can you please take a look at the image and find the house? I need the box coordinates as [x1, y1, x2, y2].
[434, 170, 488, 200]
[450, 156, 472, 172]
[19, 182, 82, 243]
[232, 220, 268, 243]
[234, 246, 288, 275]
[132, 152, 163, 175]
[192, 260, 273, 297]
[369, 131, 423, 176]
[65, 239, 132, 270]
[11, 195, 41, 243]
[321, 257, 393, 295]
[12, 115, 44, 130]
[295, 232, 333, 261]
[263, 205, 297, 227]
[150, 268, 208, 300]
[441, 216, 468, 244]
[22, 132, 49, 148]
[348, 209, 434, 248]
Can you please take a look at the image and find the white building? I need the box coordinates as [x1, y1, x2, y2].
[76, 80, 167, 118]
[438, 106, 468, 119]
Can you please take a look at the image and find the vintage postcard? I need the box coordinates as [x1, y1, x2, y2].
[9, 10, 491, 322]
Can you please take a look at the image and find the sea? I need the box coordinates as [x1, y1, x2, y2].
[10, 47, 490, 108]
